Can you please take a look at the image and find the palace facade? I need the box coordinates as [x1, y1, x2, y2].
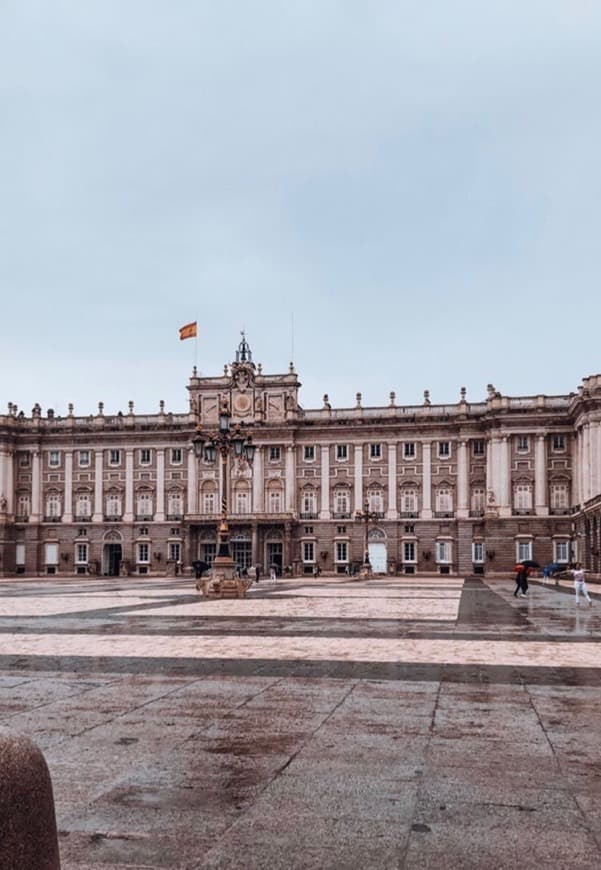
[1, 335, 601, 579]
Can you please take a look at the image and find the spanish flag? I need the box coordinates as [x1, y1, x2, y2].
[179, 321, 197, 341]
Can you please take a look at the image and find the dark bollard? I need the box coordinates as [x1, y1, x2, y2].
[0, 734, 61, 869]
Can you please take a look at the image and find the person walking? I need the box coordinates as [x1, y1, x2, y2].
[570, 563, 593, 607]
[514, 566, 529, 597]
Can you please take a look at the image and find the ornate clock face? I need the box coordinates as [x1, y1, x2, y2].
[234, 394, 251, 414]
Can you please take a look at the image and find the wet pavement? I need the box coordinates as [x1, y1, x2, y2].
[0, 574, 600, 869]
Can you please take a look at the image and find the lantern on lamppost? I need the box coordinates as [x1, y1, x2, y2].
[354, 500, 380, 577]
[192, 402, 255, 579]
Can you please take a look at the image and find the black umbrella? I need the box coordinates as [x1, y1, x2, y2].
[519, 560, 540, 569]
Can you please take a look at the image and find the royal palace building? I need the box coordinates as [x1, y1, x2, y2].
[1, 335, 601, 579]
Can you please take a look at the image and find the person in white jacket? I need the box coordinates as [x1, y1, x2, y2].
[569, 563, 593, 607]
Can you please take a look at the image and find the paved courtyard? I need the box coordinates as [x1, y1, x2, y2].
[0, 573, 600, 869]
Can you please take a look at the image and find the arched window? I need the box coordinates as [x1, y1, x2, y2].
[400, 487, 417, 514]
[514, 483, 533, 512]
[106, 491, 122, 518]
[333, 488, 350, 517]
[136, 490, 153, 520]
[201, 482, 217, 514]
[75, 491, 92, 519]
[367, 488, 384, 515]
[435, 487, 453, 514]
[45, 492, 62, 519]
[301, 488, 317, 517]
[167, 490, 184, 517]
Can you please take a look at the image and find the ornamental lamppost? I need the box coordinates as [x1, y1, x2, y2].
[354, 500, 380, 577]
[192, 402, 255, 579]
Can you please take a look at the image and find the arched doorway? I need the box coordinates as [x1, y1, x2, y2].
[103, 530, 123, 577]
[368, 528, 387, 574]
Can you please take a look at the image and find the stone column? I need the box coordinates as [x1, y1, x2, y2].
[456, 440, 468, 518]
[124, 449, 134, 521]
[156, 448, 165, 521]
[31, 449, 41, 523]
[319, 445, 330, 519]
[572, 430, 581, 507]
[386, 443, 397, 519]
[251, 523, 258, 565]
[187, 448, 198, 514]
[582, 424, 590, 503]
[534, 434, 548, 515]
[63, 451, 73, 523]
[5, 450, 14, 514]
[0, 449, 12, 513]
[252, 446, 264, 513]
[93, 450, 103, 522]
[499, 436, 512, 517]
[286, 445, 296, 513]
[420, 441, 432, 519]
[354, 444, 363, 512]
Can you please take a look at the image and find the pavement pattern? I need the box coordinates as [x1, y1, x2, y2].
[0, 573, 600, 869]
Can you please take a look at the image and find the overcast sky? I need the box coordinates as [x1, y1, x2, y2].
[1, 1, 600, 416]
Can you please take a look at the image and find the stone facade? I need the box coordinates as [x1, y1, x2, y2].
[1, 336, 601, 579]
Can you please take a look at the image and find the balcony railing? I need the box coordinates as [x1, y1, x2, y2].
[43, 516, 62, 523]
[15, 515, 29, 523]
[549, 508, 570, 515]
[333, 512, 351, 519]
[512, 509, 533, 516]
[434, 511, 454, 518]
[74, 515, 92, 522]
[166, 514, 183, 521]
[104, 515, 123, 522]
[300, 512, 318, 519]
[469, 509, 485, 517]
[399, 511, 418, 518]
[135, 514, 153, 521]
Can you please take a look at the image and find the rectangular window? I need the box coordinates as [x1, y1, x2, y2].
[336, 444, 348, 461]
[517, 540, 532, 562]
[367, 490, 383, 513]
[46, 494, 61, 518]
[303, 541, 315, 563]
[552, 434, 566, 451]
[269, 446, 281, 461]
[404, 524, 415, 534]
[436, 488, 453, 513]
[403, 442, 415, 459]
[79, 450, 90, 467]
[203, 492, 215, 513]
[304, 526, 314, 535]
[516, 436, 529, 453]
[335, 541, 348, 563]
[109, 449, 121, 465]
[75, 494, 91, 518]
[554, 540, 569, 563]
[369, 443, 381, 460]
[45, 543, 58, 565]
[49, 450, 61, 468]
[303, 445, 315, 461]
[436, 541, 451, 563]
[75, 543, 88, 564]
[16, 543, 25, 566]
[137, 543, 149, 563]
[438, 441, 450, 458]
[140, 449, 151, 465]
[472, 542, 484, 563]
[472, 440, 485, 456]
[171, 448, 182, 464]
[138, 526, 149, 536]
[19, 452, 30, 467]
[169, 542, 181, 562]
[336, 525, 347, 534]
[404, 541, 416, 562]
[471, 488, 485, 514]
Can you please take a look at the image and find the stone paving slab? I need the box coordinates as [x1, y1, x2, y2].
[0, 574, 600, 868]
